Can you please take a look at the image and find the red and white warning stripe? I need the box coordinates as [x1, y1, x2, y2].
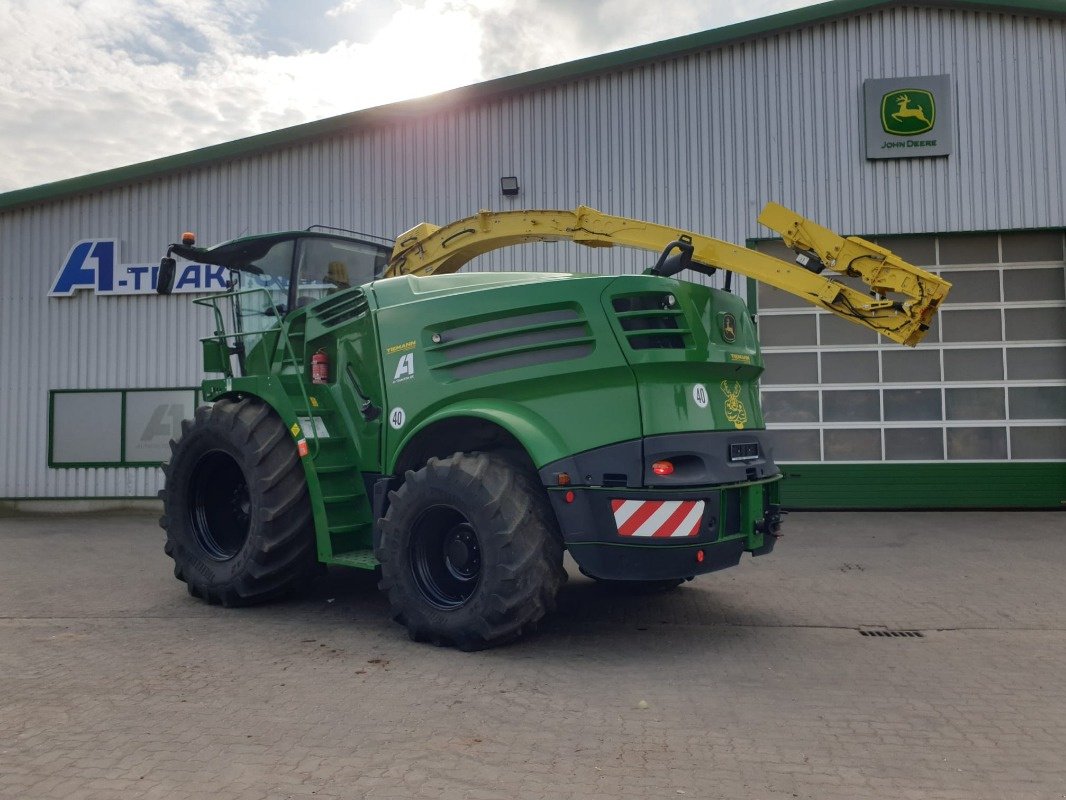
[610, 499, 705, 538]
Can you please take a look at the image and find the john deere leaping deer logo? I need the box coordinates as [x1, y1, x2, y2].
[721, 380, 748, 430]
[720, 312, 737, 343]
[881, 89, 935, 136]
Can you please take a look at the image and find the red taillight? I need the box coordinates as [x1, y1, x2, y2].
[565, 490, 575, 504]
[696, 549, 705, 563]
[651, 460, 674, 476]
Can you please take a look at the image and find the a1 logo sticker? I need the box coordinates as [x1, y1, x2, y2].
[393, 353, 415, 382]
[692, 383, 709, 408]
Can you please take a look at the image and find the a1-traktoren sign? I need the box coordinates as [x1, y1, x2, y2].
[49, 239, 228, 296]
[864, 74, 953, 159]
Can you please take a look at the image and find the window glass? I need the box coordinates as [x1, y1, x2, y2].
[946, 427, 1007, 459]
[1011, 427, 1066, 459]
[941, 309, 1002, 342]
[1004, 308, 1066, 341]
[1006, 347, 1066, 380]
[883, 389, 942, 421]
[757, 283, 809, 309]
[943, 348, 1004, 381]
[823, 390, 880, 422]
[769, 429, 821, 461]
[761, 352, 818, 385]
[945, 388, 1005, 420]
[1002, 268, 1065, 302]
[295, 238, 389, 307]
[762, 391, 819, 422]
[821, 351, 879, 383]
[939, 270, 1000, 303]
[758, 314, 817, 347]
[882, 349, 941, 382]
[939, 234, 998, 265]
[1008, 386, 1066, 419]
[874, 235, 936, 266]
[237, 239, 294, 334]
[885, 428, 943, 460]
[820, 314, 879, 345]
[824, 429, 881, 461]
[1001, 231, 1063, 263]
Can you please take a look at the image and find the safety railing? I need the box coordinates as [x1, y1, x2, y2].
[193, 287, 321, 459]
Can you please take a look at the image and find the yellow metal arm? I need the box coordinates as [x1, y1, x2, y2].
[386, 204, 950, 346]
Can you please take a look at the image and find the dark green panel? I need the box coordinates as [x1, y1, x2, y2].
[779, 463, 1066, 509]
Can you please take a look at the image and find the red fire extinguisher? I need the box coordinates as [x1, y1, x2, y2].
[311, 349, 329, 385]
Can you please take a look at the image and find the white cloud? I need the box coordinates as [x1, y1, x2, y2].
[0, 0, 812, 193]
[326, 0, 365, 16]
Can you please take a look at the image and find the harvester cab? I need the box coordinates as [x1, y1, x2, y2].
[160, 228, 392, 372]
[156, 202, 950, 650]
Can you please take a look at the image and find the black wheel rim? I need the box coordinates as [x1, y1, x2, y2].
[409, 505, 482, 610]
[187, 450, 251, 561]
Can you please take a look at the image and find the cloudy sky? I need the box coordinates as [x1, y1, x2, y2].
[0, 0, 811, 193]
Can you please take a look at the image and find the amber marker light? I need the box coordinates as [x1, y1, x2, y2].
[181, 231, 196, 246]
[556, 472, 571, 486]
[651, 460, 675, 476]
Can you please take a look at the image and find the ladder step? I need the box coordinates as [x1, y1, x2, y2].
[329, 549, 378, 570]
[315, 463, 358, 475]
[323, 493, 362, 504]
[327, 522, 364, 535]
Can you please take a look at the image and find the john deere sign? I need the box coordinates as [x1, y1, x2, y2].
[881, 90, 935, 135]
[865, 75, 952, 159]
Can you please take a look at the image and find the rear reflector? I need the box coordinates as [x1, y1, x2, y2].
[610, 499, 705, 538]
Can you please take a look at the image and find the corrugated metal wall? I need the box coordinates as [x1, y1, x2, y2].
[2, 4, 1064, 498]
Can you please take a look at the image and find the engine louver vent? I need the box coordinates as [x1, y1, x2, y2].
[429, 307, 593, 380]
[612, 293, 690, 350]
[312, 290, 370, 328]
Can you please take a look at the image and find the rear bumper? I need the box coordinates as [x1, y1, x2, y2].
[540, 431, 782, 581]
[546, 482, 782, 581]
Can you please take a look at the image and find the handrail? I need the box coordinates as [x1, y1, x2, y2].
[193, 287, 321, 458]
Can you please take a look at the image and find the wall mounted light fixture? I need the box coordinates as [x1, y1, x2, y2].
[500, 176, 520, 196]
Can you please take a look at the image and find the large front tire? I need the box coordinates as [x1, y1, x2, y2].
[159, 397, 318, 606]
[376, 452, 566, 650]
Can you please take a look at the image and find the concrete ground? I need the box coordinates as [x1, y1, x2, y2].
[0, 510, 1063, 800]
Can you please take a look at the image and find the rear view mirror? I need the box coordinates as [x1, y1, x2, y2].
[157, 257, 176, 295]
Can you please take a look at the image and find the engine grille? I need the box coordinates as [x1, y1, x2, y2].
[427, 307, 593, 380]
[311, 290, 370, 328]
[611, 293, 690, 350]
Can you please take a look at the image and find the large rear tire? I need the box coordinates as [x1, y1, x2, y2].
[159, 397, 318, 606]
[376, 452, 566, 650]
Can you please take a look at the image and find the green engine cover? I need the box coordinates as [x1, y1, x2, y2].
[370, 271, 763, 472]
